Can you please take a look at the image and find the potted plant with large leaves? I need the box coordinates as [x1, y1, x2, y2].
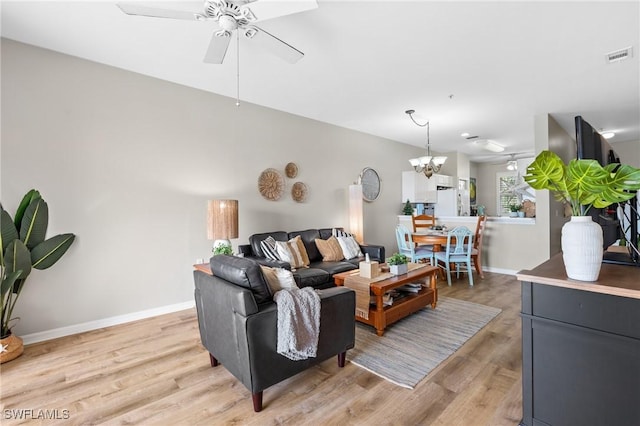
[524, 150, 640, 281]
[1, 189, 76, 363]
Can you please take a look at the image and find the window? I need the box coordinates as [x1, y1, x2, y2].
[497, 172, 519, 216]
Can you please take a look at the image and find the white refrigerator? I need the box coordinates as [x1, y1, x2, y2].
[434, 188, 470, 217]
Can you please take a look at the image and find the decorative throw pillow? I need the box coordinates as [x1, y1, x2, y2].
[332, 228, 354, 238]
[291, 235, 311, 267]
[275, 236, 310, 269]
[315, 236, 344, 261]
[337, 235, 364, 260]
[260, 236, 280, 261]
[275, 268, 297, 290]
[261, 266, 298, 293]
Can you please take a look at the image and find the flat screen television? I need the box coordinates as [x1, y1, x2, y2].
[575, 115, 639, 266]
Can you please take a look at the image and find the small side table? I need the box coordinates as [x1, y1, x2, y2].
[194, 263, 212, 275]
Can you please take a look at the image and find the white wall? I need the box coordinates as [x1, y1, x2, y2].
[1, 39, 425, 336]
[611, 139, 640, 168]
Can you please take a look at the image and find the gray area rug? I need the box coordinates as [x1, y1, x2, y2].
[349, 297, 502, 389]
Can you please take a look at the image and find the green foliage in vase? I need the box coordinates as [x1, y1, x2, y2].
[1, 190, 76, 338]
[387, 253, 409, 265]
[524, 150, 640, 216]
[213, 244, 233, 256]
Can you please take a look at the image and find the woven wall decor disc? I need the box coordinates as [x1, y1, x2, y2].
[285, 162, 298, 178]
[258, 168, 285, 201]
[291, 182, 308, 202]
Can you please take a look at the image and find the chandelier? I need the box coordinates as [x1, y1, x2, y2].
[406, 109, 447, 178]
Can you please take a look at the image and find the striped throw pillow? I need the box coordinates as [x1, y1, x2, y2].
[260, 236, 280, 261]
[332, 228, 354, 238]
[275, 236, 310, 270]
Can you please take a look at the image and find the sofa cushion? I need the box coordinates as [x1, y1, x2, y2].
[315, 236, 344, 261]
[308, 260, 356, 275]
[288, 229, 322, 261]
[210, 255, 272, 305]
[293, 267, 332, 289]
[249, 231, 288, 258]
[319, 227, 339, 240]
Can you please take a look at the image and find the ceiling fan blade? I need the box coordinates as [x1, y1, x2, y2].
[204, 32, 232, 64]
[117, 4, 201, 20]
[244, 25, 303, 63]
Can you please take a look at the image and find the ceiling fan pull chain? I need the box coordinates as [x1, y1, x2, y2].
[236, 29, 240, 107]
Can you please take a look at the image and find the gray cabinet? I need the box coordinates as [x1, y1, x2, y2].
[518, 256, 640, 426]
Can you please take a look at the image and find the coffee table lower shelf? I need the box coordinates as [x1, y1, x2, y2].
[334, 265, 439, 336]
[359, 288, 436, 335]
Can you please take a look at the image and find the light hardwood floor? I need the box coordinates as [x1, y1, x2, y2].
[1, 272, 522, 425]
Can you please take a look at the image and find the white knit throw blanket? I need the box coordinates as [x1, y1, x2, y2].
[273, 287, 321, 361]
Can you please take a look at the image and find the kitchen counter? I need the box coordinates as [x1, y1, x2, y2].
[435, 216, 535, 225]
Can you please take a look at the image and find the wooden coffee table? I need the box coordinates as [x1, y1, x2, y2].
[334, 265, 439, 336]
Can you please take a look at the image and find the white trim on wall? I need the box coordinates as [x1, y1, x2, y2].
[21, 301, 196, 345]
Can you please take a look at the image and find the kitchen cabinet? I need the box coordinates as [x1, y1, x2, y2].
[401, 171, 437, 203]
[433, 173, 454, 188]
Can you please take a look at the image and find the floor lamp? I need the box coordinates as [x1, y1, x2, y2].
[349, 185, 364, 244]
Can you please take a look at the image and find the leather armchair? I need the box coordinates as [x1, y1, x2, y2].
[193, 255, 356, 412]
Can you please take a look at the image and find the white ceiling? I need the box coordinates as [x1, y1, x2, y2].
[2, 0, 639, 162]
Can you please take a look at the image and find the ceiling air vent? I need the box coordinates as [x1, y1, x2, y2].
[606, 47, 633, 63]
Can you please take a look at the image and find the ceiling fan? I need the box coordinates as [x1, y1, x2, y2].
[492, 153, 534, 170]
[117, 0, 316, 64]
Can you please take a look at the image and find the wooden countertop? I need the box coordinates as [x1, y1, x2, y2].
[516, 253, 640, 299]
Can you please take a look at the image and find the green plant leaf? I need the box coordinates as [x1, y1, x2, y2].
[593, 163, 640, 207]
[14, 189, 41, 229]
[5, 239, 32, 280]
[20, 198, 48, 250]
[566, 159, 610, 206]
[1, 207, 20, 267]
[31, 233, 76, 270]
[524, 151, 568, 195]
[1, 270, 22, 300]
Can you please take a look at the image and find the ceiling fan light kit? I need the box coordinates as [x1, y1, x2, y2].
[405, 109, 447, 178]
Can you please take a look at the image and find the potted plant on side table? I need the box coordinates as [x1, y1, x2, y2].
[524, 150, 640, 281]
[1, 189, 76, 363]
[387, 253, 409, 276]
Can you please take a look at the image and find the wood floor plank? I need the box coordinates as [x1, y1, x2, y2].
[0, 272, 523, 425]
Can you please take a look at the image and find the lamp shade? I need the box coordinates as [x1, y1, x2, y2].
[207, 200, 239, 240]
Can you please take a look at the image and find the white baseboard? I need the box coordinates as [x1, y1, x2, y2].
[21, 300, 196, 345]
[482, 266, 519, 276]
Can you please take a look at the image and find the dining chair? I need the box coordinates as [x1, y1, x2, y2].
[411, 214, 436, 250]
[471, 215, 487, 279]
[395, 225, 434, 265]
[434, 226, 474, 286]
[412, 214, 436, 232]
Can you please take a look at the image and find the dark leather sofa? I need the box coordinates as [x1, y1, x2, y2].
[193, 255, 356, 412]
[238, 227, 386, 289]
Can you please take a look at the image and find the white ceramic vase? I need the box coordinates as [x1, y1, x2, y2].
[561, 216, 603, 281]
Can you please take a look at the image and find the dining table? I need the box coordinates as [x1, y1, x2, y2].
[411, 230, 452, 252]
